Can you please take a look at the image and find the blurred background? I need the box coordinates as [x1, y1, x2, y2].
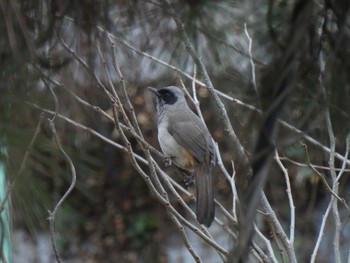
[1, 0, 350, 262]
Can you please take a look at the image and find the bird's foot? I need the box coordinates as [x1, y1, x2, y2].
[163, 157, 172, 167]
[184, 174, 194, 187]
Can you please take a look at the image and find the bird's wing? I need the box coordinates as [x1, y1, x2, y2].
[168, 120, 214, 163]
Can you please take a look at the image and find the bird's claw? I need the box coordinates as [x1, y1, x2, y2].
[184, 174, 194, 187]
[163, 157, 172, 167]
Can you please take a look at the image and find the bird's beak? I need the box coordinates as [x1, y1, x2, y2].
[148, 87, 160, 97]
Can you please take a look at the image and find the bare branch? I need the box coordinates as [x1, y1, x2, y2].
[251, 241, 272, 263]
[155, 165, 229, 261]
[47, 119, 77, 263]
[302, 143, 350, 213]
[279, 155, 350, 172]
[319, 46, 341, 263]
[335, 133, 350, 183]
[168, 214, 202, 263]
[254, 225, 279, 263]
[310, 195, 333, 263]
[275, 150, 295, 244]
[244, 23, 258, 95]
[260, 192, 297, 263]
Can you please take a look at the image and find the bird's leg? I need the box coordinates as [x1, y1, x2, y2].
[184, 175, 194, 187]
[163, 156, 172, 167]
[182, 170, 194, 187]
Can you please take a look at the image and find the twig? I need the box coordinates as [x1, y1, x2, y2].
[28, 102, 147, 164]
[278, 156, 350, 172]
[310, 194, 333, 263]
[275, 149, 295, 244]
[254, 225, 279, 263]
[280, 121, 350, 167]
[244, 23, 258, 95]
[168, 214, 202, 263]
[58, 33, 113, 101]
[319, 43, 341, 263]
[260, 192, 297, 263]
[251, 241, 271, 263]
[47, 120, 77, 263]
[302, 142, 350, 213]
[190, 67, 205, 122]
[158, 173, 229, 262]
[45, 80, 76, 263]
[214, 142, 238, 222]
[268, 217, 286, 263]
[62, 85, 163, 158]
[230, 161, 239, 222]
[335, 133, 350, 183]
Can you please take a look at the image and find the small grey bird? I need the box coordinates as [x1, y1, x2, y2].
[148, 86, 216, 227]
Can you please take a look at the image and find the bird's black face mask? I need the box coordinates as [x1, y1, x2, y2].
[157, 89, 177, 105]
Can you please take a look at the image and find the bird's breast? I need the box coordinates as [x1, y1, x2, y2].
[158, 120, 194, 171]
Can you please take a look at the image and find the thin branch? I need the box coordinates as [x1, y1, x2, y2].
[244, 23, 258, 95]
[302, 142, 350, 213]
[319, 47, 341, 263]
[275, 150, 295, 245]
[268, 217, 286, 263]
[155, 165, 229, 261]
[47, 120, 77, 263]
[58, 32, 113, 101]
[43, 78, 77, 262]
[279, 156, 350, 172]
[335, 133, 350, 183]
[251, 241, 272, 263]
[28, 102, 136, 160]
[260, 192, 297, 263]
[62, 85, 163, 158]
[213, 142, 238, 222]
[254, 225, 279, 263]
[310, 194, 333, 263]
[281, 121, 350, 167]
[168, 214, 202, 263]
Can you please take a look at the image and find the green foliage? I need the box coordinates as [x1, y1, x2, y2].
[126, 214, 159, 249]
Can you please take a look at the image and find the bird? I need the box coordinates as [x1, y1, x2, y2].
[148, 86, 216, 227]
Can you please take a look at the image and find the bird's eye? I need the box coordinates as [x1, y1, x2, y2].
[159, 90, 177, 105]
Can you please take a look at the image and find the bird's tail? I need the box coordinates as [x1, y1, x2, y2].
[194, 162, 215, 227]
